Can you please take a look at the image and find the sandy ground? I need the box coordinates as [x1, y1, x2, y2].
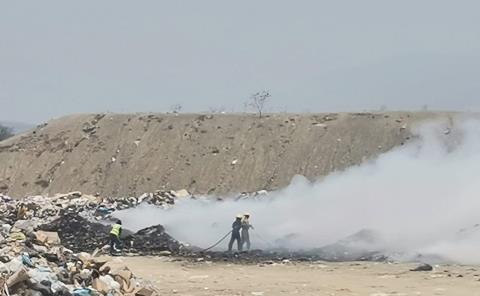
[108, 256, 480, 296]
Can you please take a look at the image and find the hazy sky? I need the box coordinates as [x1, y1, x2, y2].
[1, 1, 480, 123]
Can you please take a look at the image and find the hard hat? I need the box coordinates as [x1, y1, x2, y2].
[244, 213, 251, 216]
[236, 214, 243, 219]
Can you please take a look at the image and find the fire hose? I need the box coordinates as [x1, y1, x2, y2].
[201, 230, 233, 252]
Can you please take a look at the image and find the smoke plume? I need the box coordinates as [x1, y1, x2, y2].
[115, 117, 480, 263]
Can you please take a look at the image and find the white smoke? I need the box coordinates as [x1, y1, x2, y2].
[115, 117, 480, 263]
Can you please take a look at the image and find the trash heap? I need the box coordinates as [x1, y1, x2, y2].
[0, 218, 159, 296]
[38, 214, 112, 253]
[1, 189, 192, 224]
[0, 190, 194, 296]
[123, 225, 182, 256]
[111, 189, 192, 210]
[37, 214, 185, 255]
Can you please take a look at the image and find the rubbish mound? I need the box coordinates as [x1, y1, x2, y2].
[0, 221, 159, 296]
[38, 213, 112, 253]
[0, 190, 195, 296]
[1, 189, 192, 226]
[37, 214, 186, 256]
[124, 225, 184, 255]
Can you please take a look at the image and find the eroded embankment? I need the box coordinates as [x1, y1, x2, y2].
[0, 112, 451, 197]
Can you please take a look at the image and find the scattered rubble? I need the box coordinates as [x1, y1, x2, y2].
[0, 223, 160, 296]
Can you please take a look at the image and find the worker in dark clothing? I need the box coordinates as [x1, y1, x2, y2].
[228, 215, 243, 252]
[109, 220, 122, 255]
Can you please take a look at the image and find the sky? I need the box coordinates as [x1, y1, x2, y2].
[1, 0, 480, 123]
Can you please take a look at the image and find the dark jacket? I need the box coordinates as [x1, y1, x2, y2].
[232, 220, 242, 234]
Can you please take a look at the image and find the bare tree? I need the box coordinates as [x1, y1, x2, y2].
[248, 90, 271, 118]
[0, 125, 13, 141]
[170, 104, 183, 114]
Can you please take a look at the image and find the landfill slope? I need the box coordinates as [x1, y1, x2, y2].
[0, 112, 454, 197]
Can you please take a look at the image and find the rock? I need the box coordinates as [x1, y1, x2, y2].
[410, 263, 433, 272]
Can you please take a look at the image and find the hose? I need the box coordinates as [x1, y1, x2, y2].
[201, 230, 233, 252]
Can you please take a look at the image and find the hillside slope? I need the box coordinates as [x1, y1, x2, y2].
[0, 112, 453, 197]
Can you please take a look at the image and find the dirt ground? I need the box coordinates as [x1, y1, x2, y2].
[109, 256, 480, 296]
[0, 112, 456, 197]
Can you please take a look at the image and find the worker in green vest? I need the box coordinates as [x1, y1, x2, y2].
[109, 220, 122, 255]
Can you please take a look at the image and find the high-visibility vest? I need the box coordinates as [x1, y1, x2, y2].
[110, 224, 121, 237]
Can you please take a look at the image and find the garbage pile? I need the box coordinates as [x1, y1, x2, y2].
[36, 214, 185, 255]
[123, 225, 183, 256]
[38, 214, 112, 253]
[1, 189, 192, 225]
[0, 190, 194, 296]
[0, 219, 159, 296]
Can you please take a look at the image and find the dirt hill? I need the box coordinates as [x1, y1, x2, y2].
[0, 112, 453, 198]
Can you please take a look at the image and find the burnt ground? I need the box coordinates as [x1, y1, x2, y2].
[38, 213, 184, 254]
[37, 213, 388, 263]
